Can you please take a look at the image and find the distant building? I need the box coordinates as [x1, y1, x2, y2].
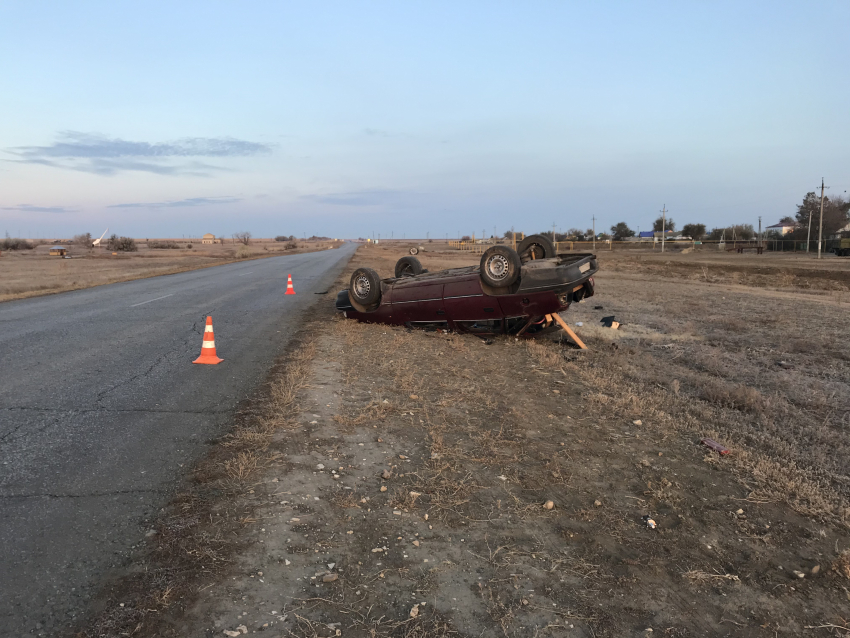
[638, 231, 654, 239]
[766, 222, 796, 236]
[49, 246, 67, 256]
[202, 233, 217, 244]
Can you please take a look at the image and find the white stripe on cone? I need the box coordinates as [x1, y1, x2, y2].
[202, 340, 216, 349]
[205, 324, 214, 332]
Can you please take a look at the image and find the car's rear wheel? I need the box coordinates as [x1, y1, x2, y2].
[517, 234, 556, 263]
[479, 246, 521, 288]
[395, 256, 423, 278]
[349, 268, 381, 309]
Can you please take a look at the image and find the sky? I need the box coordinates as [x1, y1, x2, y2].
[1, 1, 848, 240]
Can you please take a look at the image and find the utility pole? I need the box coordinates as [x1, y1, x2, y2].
[817, 178, 829, 259]
[758, 216, 762, 249]
[660, 204, 667, 253]
[592, 216, 596, 251]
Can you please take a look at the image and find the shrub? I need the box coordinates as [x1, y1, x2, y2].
[73, 233, 92, 246]
[148, 241, 180, 249]
[108, 236, 138, 252]
[285, 241, 298, 250]
[187, 243, 193, 249]
[0, 237, 34, 250]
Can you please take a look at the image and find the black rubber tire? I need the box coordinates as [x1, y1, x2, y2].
[349, 268, 382, 308]
[517, 234, 556, 263]
[409, 247, 420, 255]
[395, 256, 423, 278]
[479, 245, 521, 288]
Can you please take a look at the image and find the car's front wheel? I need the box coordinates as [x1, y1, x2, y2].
[479, 246, 521, 288]
[349, 268, 382, 310]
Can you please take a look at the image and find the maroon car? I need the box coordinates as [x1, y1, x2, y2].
[336, 235, 598, 337]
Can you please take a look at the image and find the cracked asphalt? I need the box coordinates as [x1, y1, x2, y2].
[0, 243, 356, 635]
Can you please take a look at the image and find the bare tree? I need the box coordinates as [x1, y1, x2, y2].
[233, 231, 252, 246]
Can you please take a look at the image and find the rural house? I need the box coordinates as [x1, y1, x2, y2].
[202, 233, 217, 244]
[49, 246, 67, 256]
[766, 221, 796, 236]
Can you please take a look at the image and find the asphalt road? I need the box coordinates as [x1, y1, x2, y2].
[0, 244, 356, 635]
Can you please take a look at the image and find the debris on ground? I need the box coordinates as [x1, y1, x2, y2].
[701, 437, 731, 455]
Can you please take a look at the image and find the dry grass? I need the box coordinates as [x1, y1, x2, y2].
[0, 240, 342, 302]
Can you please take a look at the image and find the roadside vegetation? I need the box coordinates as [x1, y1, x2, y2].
[74, 243, 850, 638]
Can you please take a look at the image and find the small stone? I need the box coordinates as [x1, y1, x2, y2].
[409, 394, 419, 400]
[399, 455, 407, 459]
[553, 389, 560, 394]
[521, 599, 529, 605]
[380, 486, 387, 492]
[381, 469, 391, 479]
[424, 513, 429, 520]
[382, 399, 389, 404]
[594, 500, 602, 507]
[640, 459, 650, 467]
[393, 510, 402, 515]
[285, 559, 291, 566]
[543, 500, 555, 510]
[347, 530, 354, 535]
[322, 573, 338, 583]
[736, 508, 744, 515]
[224, 631, 241, 637]
[327, 563, 335, 569]
[793, 570, 805, 579]
[372, 548, 383, 553]
[317, 464, 325, 470]
[237, 626, 248, 635]
[410, 603, 420, 618]
[413, 540, 420, 547]
[811, 565, 820, 574]
[633, 420, 642, 426]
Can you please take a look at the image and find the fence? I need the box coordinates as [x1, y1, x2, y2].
[446, 237, 846, 254]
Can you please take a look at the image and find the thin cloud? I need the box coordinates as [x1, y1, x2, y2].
[4, 131, 271, 176]
[2, 204, 74, 214]
[108, 196, 242, 209]
[363, 127, 391, 137]
[302, 188, 409, 206]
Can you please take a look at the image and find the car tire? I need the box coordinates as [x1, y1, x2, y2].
[409, 247, 420, 255]
[479, 246, 521, 288]
[349, 268, 381, 309]
[395, 256, 424, 278]
[517, 234, 556, 263]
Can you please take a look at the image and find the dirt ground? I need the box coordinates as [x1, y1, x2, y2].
[0, 239, 342, 303]
[73, 244, 850, 638]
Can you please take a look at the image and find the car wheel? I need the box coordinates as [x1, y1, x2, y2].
[395, 256, 423, 278]
[349, 268, 381, 308]
[517, 234, 556, 263]
[409, 247, 420, 255]
[479, 246, 521, 288]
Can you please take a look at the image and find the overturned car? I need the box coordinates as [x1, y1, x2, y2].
[336, 235, 598, 339]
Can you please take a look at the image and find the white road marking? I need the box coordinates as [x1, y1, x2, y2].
[130, 294, 174, 307]
[238, 272, 254, 276]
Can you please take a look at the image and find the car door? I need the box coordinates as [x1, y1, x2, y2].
[390, 279, 446, 327]
[443, 275, 503, 331]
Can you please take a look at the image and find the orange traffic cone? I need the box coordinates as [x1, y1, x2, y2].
[193, 316, 223, 364]
[285, 274, 296, 295]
